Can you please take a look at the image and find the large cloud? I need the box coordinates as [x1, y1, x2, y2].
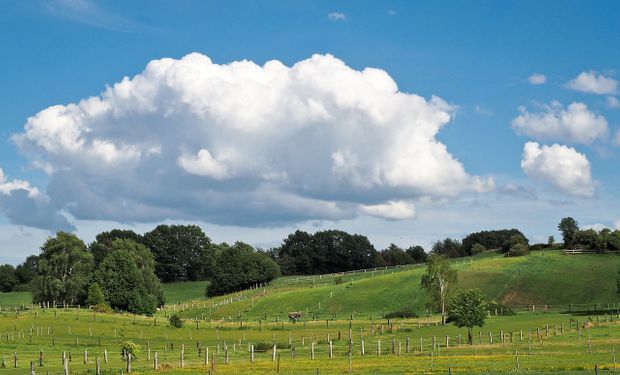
[511, 101, 608, 145]
[521, 142, 594, 198]
[0, 167, 74, 231]
[12, 53, 492, 228]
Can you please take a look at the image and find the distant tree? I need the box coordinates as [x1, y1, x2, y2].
[169, 314, 183, 328]
[547, 235, 555, 247]
[93, 239, 163, 315]
[462, 229, 527, 255]
[574, 229, 605, 252]
[143, 225, 215, 282]
[90, 229, 144, 267]
[207, 242, 280, 296]
[86, 282, 106, 306]
[506, 243, 528, 257]
[558, 217, 579, 248]
[431, 238, 464, 258]
[406, 245, 427, 263]
[448, 288, 488, 344]
[380, 244, 413, 266]
[0, 264, 17, 292]
[471, 243, 486, 255]
[421, 254, 457, 324]
[32, 232, 94, 305]
[501, 233, 529, 253]
[15, 255, 38, 285]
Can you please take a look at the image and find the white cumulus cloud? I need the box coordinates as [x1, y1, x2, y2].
[360, 201, 415, 220]
[566, 71, 618, 95]
[607, 96, 620, 109]
[11, 53, 493, 229]
[521, 142, 595, 198]
[528, 73, 547, 85]
[0, 167, 73, 231]
[511, 101, 608, 144]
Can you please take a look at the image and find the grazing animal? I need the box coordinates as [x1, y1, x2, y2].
[288, 312, 302, 322]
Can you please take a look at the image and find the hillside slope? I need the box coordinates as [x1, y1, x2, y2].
[176, 251, 620, 319]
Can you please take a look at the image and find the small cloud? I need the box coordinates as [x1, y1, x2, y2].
[387, 9, 397, 16]
[328, 12, 347, 21]
[498, 184, 537, 200]
[528, 73, 547, 85]
[360, 201, 415, 220]
[614, 129, 620, 146]
[474, 105, 493, 116]
[607, 96, 620, 109]
[566, 71, 618, 95]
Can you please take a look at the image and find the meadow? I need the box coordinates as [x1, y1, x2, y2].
[0, 250, 619, 374]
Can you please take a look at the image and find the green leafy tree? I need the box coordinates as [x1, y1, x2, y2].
[32, 232, 94, 305]
[93, 239, 164, 315]
[547, 235, 555, 247]
[431, 238, 465, 258]
[90, 229, 143, 267]
[558, 217, 579, 248]
[421, 254, 457, 324]
[448, 288, 488, 344]
[380, 244, 414, 266]
[143, 225, 215, 282]
[15, 255, 38, 285]
[86, 282, 106, 306]
[506, 243, 528, 257]
[207, 242, 280, 296]
[0, 264, 17, 292]
[406, 245, 427, 263]
[471, 243, 486, 255]
[169, 314, 183, 328]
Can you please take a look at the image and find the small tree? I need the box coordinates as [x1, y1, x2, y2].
[86, 283, 106, 306]
[421, 254, 457, 324]
[547, 235, 555, 247]
[471, 243, 486, 255]
[558, 217, 579, 248]
[169, 314, 183, 328]
[448, 288, 488, 344]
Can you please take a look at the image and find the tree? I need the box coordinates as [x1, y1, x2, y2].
[431, 238, 464, 258]
[86, 282, 106, 306]
[506, 243, 528, 257]
[471, 243, 486, 255]
[0, 264, 17, 292]
[547, 235, 555, 247]
[143, 225, 215, 282]
[558, 217, 579, 248]
[501, 234, 529, 253]
[406, 245, 427, 263]
[380, 244, 413, 266]
[15, 255, 38, 285]
[207, 242, 280, 296]
[90, 229, 144, 267]
[462, 229, 527, 255]
[448, 288, 488, 344]
[32, 232, 94, 305]
[93, 239, 164, 315]
[421, 254, 457, 324]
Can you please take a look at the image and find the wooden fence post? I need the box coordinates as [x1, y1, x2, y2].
[154, 352, 158, 370]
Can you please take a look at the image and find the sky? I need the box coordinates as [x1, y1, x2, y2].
[0, 0, 619, 264]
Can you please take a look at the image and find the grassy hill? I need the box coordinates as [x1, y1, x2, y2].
[172, 251, 620, 319]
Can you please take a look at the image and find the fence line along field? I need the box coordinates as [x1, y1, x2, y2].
[0, 307, 619, 374]
[1, 250, 620, 374]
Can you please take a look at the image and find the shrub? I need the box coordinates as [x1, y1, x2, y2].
[253, 342, 290, 351]
[506, 243, 528, 257]
[92, 304, 113, 313]
[120, 340, 140, 359]
[169, 314, 183, 328]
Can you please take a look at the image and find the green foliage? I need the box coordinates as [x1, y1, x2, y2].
[383, 310, 418, 319]
[86, 282, 106, 306]
[548, 235, 555, 246]
[462, 229, 527, 255]
[32, 232, 94, 305]
[448, 288, 487, 344]
[119, 340, 140, 358]
[558, 217, 579, 248]
[506, 243, 528, 257]
[431, 238, 464, 258]
[15, 255, 38, 285]
[94, 239, 163, 315]
[503, 234, 529, 253]
[377, 244, 424, 266]
[406, 245, 427, 263]
[207, 242, 280, 296]
[275, 230, 378, 275]
[471, 243, 486, 255]
[421, 254, 457, 324]
[0, 264, 17, 292]
[143, 225, 215, 282]
[168, 314, 183, 328]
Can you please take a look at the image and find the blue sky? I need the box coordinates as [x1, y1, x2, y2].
[0, 0, 619, 264]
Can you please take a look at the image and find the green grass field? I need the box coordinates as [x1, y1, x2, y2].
[170, 251, 620, 321]
[0, 251, 619, 373]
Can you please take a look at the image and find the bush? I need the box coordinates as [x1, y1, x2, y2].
[169, 314, 183, 328]
[253, 342, 290, 351]
[92, 304, 113, 313]
[120, 340, 140, 359]
[506, 243, 528, 257]
[383, 310, 419, 319]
